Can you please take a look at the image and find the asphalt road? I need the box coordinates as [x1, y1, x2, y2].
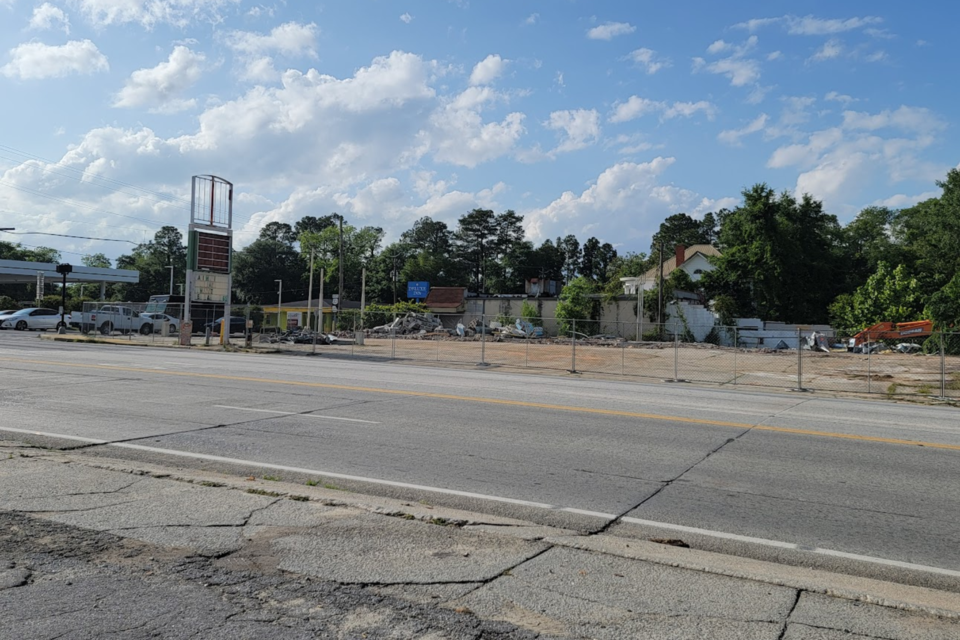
[2, 331, 959, 590]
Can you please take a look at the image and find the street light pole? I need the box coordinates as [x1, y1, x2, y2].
[275, 279, 282, 331]
[166, 265, 174, 295]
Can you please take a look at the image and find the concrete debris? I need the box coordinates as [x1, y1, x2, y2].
[804, 331, 831, 353]
[370, 312, 444, 336]
[895, 342, 922, 353]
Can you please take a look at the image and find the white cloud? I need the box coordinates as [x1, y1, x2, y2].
[545, 109, 600, 153]
[524, 158, 728, 244]
[767, 51, 782, 61]
[469, 54, 506, 86]
[692, 36, 761, 87]
[626, 48, 669, 74]
[809, 39, 843, 62]
[29, 3, 70, 33]
[873, 191, 939, 209]
[763, 105, 948, 213]
[662, 101, 716, 120]
[609, 96, 662, 123]
[707, 40, 731, 54]
[400, 13, 412, 24]
[77, 0, 236, 29]
[825, 91, 857, 105]
[113, 46, 205, 112]
[226, 21, 318, 58]
[524, 13, 538, 25]
[786, 15, 882, 36]
[1, 39, 108, 79]
[841, 106, 946, 134]
[587, 22, 635, 41]
[609, 96, 715, 123]
[428, 87, 526, 168]
[734, 14, 883, 36]
[718, 113, 769, 146]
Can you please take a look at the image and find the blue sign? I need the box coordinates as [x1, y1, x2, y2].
[407, 281, 429, 299]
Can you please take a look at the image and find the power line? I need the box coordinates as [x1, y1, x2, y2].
[0, 231, 136, 244]
[0, 180, 172, 227]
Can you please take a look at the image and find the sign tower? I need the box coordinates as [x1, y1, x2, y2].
[185, 175, 233, 344]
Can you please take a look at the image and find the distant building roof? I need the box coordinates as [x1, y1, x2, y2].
[263, 298, 361, 311]
[424, 287, 466, 310]
[642, 244, 720, 282]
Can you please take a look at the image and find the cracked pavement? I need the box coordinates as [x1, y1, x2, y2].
[3, 442, 960, 639]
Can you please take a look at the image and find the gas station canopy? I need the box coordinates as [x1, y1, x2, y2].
[0, 259, 139, 285]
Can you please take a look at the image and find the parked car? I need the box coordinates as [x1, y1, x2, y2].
[204, 316, 247, 335]
[0, 310, 19, 328]
[88, 305, 138, 334]
[0, 308, 61, 331]
[138, 313, 180, 335]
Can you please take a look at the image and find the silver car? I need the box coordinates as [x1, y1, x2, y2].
[0, 308, 62, 331]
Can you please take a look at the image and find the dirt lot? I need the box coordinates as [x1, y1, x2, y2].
[267, 336, 960, 402]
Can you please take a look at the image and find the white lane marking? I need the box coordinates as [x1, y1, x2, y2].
[3, 424, 958, 579]
[0, 427, 107, 444]
[813, 548, 960, 579]
[621, 516, 960, 578]
[109, 443, 555, 509]
[562, 507, 618, 519]
[214, 405, 380, 424]
[622, 516, 799, 549]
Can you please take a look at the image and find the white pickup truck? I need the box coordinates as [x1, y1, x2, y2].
[77, 305, 139, 335]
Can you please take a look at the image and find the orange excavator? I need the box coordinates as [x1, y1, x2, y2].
[849, 320, 933, 348]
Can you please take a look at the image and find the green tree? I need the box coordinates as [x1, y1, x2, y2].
[114, 226, 187, 301]
[925, 272, 960, 330]
[82, 253, 112, 268]
[454, 209, 526, 294]
[580, 237, 617, 282]
[556, 276, 598, 334]
[233, 223, 305, 303]
[650, 212, 718, 254]
[702, 185, 841, 323]
[840, 206, 903, 292]
[893, 169, 960, 295]
[559, 234, 581, 283]
[829, 262, 923, 336]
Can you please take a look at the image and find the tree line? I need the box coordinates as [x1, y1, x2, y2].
[1, 168, 958, 335]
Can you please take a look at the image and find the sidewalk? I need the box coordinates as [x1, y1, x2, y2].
[3, 439, 960, 639]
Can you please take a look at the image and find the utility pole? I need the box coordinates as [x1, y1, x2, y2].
[275, 279, 282, 330]
[657, 242, 664, 329]
[338, 215, 344, 328]
[306, 248, 315, 331]
[167, 265, 174, 295]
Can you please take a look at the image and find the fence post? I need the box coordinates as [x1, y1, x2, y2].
[673, 329, 679, 380]
[568, 319, 577, 373]
[941, 331, 946, 399]
[791, 327, 807, 392]
[733, 326, 738, 385]
[621, 335, 625, 376]
[867, 331, 872, 394]
[525, 334, 529, 368]
[479, 313, 486, 366]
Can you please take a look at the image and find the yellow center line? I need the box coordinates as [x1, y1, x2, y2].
[4, 356, 959, 452]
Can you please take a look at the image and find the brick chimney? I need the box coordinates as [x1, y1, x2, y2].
[675, 244, 686, 268]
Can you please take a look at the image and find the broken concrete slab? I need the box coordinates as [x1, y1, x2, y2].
[272, 511, 550, 584]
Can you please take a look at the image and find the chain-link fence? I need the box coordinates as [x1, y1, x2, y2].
[63, 306, 960, 400]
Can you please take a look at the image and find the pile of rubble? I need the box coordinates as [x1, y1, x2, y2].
[370, 312, 445, 336]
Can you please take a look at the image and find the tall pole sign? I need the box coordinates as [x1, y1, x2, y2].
[185, 175, 233, 345]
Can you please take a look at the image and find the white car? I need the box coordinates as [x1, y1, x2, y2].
[138, 313, 180, 335]
[1, 308, 62, 331]
[0, 310, 18, 328]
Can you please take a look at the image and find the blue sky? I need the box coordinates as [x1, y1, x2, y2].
[0, 0, 956, 264]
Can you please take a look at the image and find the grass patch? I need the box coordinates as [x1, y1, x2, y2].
[262, 475, 281, 481]
[199, 481, 225, 487]
[885, 383, 899, 397]
[247, 488, 283, 498]
[288, 495, 310, 502]
[917, 384, 934, 396]
[947, 373, 960, 391]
